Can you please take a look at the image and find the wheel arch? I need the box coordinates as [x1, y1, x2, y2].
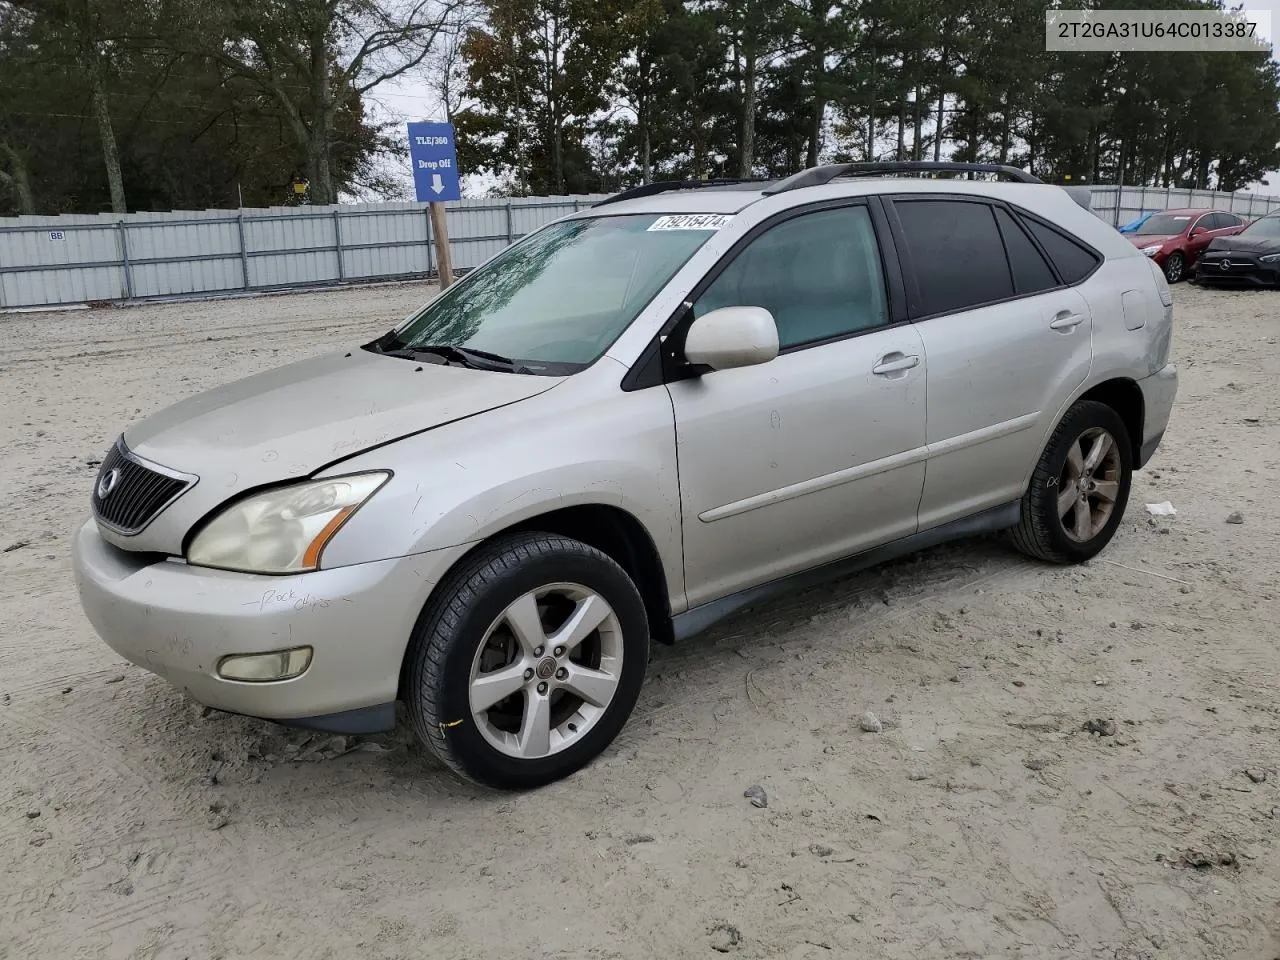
[1076, 377, 1144, 466]
[397, 503, 674, 703]
[1024, 374, 1147, 495]
[502, 504, 674, 645]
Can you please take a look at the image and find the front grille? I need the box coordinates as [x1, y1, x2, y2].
[1201, 256, 1257, 273]
[91, 438, 197, 535]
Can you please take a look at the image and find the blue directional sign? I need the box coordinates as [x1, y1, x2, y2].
[407, 122, 461, 202]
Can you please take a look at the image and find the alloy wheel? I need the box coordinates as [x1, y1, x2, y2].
[1056, 426, 1122, 543]
[467, 583, 623, 759]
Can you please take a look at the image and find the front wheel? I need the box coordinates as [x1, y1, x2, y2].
[405, 532, 649, 789]
[1163, 252, 1185, 283]
[1011, 400, 1133, 564]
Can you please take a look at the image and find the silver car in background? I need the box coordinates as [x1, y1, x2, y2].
[73, 162, 1177, 789]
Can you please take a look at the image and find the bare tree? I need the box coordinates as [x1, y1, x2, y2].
[205, 0, 468, 204]
[421, 0, 479, 124]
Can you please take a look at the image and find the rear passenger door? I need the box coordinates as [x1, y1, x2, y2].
[1209, 212, 1245, 240]
[884, 197, 1096, 530]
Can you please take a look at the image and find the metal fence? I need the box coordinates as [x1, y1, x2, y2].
[1088, 184, 1280, 227]
[0, 195, 608, 310]
[3, 183, 1279, 310]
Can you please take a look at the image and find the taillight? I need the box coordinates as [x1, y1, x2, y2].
[1146, 258, 1173, 307]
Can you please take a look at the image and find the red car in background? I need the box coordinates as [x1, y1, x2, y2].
[1126, 208, 1249, 283]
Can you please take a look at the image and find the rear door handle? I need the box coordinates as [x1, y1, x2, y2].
[1049, 312, 1085, 331]
[872, 353, 920, 375]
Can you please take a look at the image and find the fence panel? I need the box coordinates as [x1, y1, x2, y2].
[1, 195, 610, 308]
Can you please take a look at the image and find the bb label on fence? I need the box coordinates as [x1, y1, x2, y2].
[1046, 9, 1273, 52]
[407, 122, 461, 203]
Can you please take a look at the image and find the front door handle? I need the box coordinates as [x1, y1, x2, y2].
[1049, 311, 1086, 331]
[872, 353, 920, 375]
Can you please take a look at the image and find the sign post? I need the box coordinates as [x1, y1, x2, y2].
[407, 121, 461, 288]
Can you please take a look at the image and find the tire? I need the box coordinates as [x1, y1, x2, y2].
[1011, 400, 1133, 565]
[405, 532, 649, 789]
[1163, 252, 1185, 283]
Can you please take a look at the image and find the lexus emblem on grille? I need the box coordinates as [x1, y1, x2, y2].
[97, 467, 122, 499]
[1220, 260, 1231, 271]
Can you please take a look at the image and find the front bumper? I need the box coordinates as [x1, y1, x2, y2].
[1194, 256, 1280, 287]
[72, 519, 470, 731]
[1136, 363, 1177, 468]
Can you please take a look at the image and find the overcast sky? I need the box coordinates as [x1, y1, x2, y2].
[365, 5, 1280, 199]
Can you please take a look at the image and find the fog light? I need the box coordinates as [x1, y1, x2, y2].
[217, 647, 312, 682]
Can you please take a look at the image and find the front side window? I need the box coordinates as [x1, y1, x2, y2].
[894, 199, 1014, 316]
[693, 205, 889, 348]
[388, 214, 723, 373]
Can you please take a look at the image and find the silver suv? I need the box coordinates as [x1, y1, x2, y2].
[73, 162, 1178, 789]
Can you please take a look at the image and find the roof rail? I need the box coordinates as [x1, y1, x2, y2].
[594, 178, 773, 207]
[762, 162, 1043, 194]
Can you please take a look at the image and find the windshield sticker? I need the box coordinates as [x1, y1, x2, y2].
[647, 214, 733, 231]
[1171, 216, 1191, 221]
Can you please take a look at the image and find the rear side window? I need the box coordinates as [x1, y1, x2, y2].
[1213, 212, 1240, 228]
[1021, 218, 1100, 284]
[993, 207, 1058, 294]
[894, 199, 1013, 316]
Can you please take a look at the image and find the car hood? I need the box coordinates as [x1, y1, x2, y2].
[125, 349, 560, 490]
[1206, 234, 1280, 254]
[1128, 234, 1177, 248]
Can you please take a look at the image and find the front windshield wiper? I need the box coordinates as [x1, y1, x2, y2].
[382, 343, 533, 374]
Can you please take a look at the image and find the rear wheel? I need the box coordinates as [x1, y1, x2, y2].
[1163, 252, 1185, 283]
[1011, 400, 1133, 564]
[405, 532, 649, 789]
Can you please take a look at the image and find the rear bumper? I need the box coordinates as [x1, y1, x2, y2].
[1136, 363, 1177, 468]
[72, 518, 469, 731]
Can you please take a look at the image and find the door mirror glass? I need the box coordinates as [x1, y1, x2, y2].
[683, 306, 779, 371]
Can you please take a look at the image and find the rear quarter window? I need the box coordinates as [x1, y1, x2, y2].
[1020, 216, 1102, 285]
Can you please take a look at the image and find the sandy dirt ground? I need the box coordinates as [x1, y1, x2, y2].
[2, 280, 1279, 960]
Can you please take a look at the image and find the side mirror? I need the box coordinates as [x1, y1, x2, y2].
[1189, 226, 1207, 238]
[683, 306, 780, 371]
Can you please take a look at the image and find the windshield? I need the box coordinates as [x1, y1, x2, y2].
[386, 213, 728, 373]
[1135, 213, 1194, 236]
[1241, 215, 1280, 238]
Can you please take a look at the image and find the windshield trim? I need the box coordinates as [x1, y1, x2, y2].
[379, 213, 725, 377]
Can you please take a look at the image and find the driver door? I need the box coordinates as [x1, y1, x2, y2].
[667, 202, 928, 608]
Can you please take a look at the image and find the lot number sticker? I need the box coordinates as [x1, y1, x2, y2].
[647, 214, 733, 231]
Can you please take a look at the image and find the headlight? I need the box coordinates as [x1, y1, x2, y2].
[1141, 245, 1162, 257]
[1260, 253, 1280, 263]
[187, 473, 389, 573]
